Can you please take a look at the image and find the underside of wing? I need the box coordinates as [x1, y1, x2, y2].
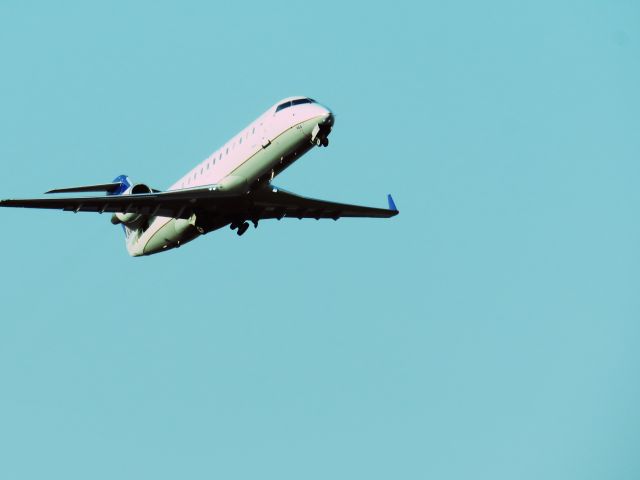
[0, 183, 399, 226]
[0, 187, 237, 219]
[248, 187, 399, 221]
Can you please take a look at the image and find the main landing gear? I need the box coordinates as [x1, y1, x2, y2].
[236, 222, 250, 236]
[230, 219, 258, 236]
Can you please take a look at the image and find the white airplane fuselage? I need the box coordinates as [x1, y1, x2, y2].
[125, 97, 334, 256]
[0, 96, 398, 255]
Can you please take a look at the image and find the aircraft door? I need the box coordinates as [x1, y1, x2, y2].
[260, 121, 271, 149]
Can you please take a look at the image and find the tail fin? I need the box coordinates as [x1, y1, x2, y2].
[106, 175, 137, 239]
[108, 175, 132, 196]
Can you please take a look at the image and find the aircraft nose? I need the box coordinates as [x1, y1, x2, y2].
[321, 109, 335, 127]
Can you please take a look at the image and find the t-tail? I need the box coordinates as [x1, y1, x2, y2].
[42, 173, 143, 247]
[104, 175, 159, 247]
[106, 175, 136, 238]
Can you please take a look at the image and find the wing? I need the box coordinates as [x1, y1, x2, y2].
[249, 187, 399, 221]
[0, 187, 236, 219]
[0, 184, 399, 222]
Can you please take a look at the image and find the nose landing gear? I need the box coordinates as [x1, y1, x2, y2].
[315, 137, 329, 147]
[311, 122, 331, 148]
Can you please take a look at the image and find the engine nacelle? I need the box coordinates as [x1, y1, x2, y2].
[129, 183, 153, 195]
[112, 211, 142, 225]
[110, 183, 154, 225]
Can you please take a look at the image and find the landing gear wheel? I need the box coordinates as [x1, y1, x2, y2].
[237, 221, 250, 236]
[315, 137, 322, 147]
[321, 137, 329, 147]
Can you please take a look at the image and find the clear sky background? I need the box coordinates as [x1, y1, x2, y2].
[0, 1, 638, 479]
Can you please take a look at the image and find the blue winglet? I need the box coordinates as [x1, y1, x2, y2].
[387, 194, 398, 211]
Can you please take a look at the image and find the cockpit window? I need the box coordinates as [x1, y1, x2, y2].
[275, 98, 315, 113]
[276, 101, 292, 112]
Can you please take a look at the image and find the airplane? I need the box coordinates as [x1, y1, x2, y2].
[0, 97, 399, 257]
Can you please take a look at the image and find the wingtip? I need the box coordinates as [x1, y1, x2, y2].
[387, 194, 398, 213]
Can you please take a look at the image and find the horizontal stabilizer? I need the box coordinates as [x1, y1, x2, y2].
[46, 183, 126, 195]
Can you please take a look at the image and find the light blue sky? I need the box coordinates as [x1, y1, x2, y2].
[1, 1, 639, 479]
